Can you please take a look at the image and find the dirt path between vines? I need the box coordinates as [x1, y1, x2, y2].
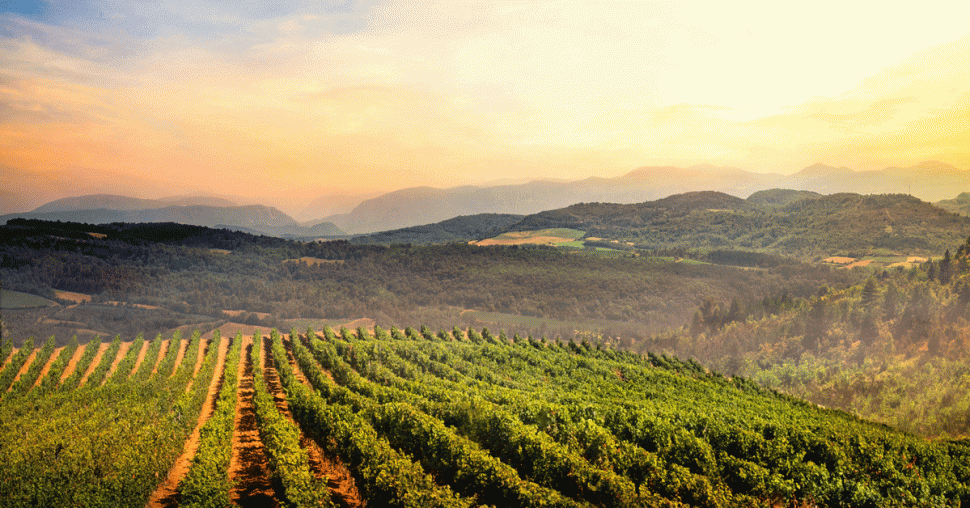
[146, 335, 230, 508]
[132, 340, 150, 377]
[30, 346, 62, 389]
[280, 335, 363, 508]
[6, 348, 37, 391]
[78, 342, 110, 388]
[151, 339, 169, 376]
[170, 339, 188, 378]
[103, 341, 133, 382]
[58, 344, 85, 383]
[229, 335, 280, 507]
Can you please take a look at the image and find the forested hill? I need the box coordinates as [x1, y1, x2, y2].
[350, 213, 525, 245]
[509, 191, 970, 257]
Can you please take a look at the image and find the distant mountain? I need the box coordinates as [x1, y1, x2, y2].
[504, 191, 970, 256]
[324, 166, 784, 234]
[32, 194, 161, 213]
[158, 195, 237, 207]
[0, 204, 345, 238]
[320, 161, 970, 234]
[32, 193, 238, 213]
[296, 193, 375, 223]
[778, 161, 970, 201]
[351, 213, 525, 245]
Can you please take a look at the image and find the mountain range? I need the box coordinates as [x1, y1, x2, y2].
[320, 161, 970, 233]
[0, 202, 345, 238]
[4, 161, 968, 237]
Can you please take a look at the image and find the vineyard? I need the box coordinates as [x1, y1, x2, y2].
[1, 327, 969, 507]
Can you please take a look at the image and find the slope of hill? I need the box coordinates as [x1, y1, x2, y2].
[505, 191, 970, 257]
[937, 192, 970, 216]
[0, 204, 345, 238]
[746, 188, 822, 207]
[350, 213, 525, 244]
[1, 327, 969, 506]
[669, 236, 970, 438]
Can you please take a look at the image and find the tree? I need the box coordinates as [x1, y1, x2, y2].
[861, 278, 878, 307]
[940, 249, 952, 284]
[883, 282, 899, 320]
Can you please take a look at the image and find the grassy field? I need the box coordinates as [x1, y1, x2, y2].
[0, 290, 57, 309]
[474, 228, 585, 246]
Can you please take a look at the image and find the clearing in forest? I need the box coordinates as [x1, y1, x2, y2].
[473, 228, 585, 247]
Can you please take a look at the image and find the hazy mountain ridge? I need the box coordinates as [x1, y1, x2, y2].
[323, 161, 969, 234]
[32, 193, 237, 213]
[0, 204, 345, 238]
[12, 160, 969, 236]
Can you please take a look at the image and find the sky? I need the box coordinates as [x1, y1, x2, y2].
[2, 0, 969, 210]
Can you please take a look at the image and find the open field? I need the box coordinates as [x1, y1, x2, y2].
[0, 290, 57, 309]
[473, 228, 585, 246]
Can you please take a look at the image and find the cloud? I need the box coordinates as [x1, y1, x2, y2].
[2, 0, 970, 203]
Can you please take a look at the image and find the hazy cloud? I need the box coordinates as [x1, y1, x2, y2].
[2, 0, 969, 203]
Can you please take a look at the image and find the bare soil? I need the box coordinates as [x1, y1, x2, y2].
[104, 341, 133, 381]
[6, 348, 38, 391]
[30, 346, 63, 389]
[229, 335, 280, 507]
[170, 339, 188, 378]
[150, 339, 169, 377]
[59, 344, 86, 383]
[132, 340, 150, 377]
[146, 336, 230, 508]
[78, 342, 110, 388]
[53, 290, 92, 303]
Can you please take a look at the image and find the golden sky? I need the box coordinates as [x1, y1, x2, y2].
[2, 0, 969, 208]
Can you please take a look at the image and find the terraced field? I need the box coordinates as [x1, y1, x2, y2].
[1, 327, 969, 507]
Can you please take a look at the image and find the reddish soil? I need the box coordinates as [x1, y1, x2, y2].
[30, 346, 63, 389]
[6, 348, 38, 391]
[170, 339, 188, 378]
[280, 336, 363, 508]
[104, 341, 133, 381]
[146, 336, 230, 508]
[53, 290, 92, 303]
[132, 340, 150, 377]
[78, 342, 109, 388]
[58, 344, 86, 383]
[229, 335, 280, 507]
[151, 340, 170, 376]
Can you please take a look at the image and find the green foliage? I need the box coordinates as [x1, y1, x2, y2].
[59, 335, 102, 391]
[0, 330, 220, 507]
[0, 336, 35, 395]
[82, 335, 123, 389]
[180, 331, 239, 508]
[252, 331, 333, 507]
[8, 335, 56, 395]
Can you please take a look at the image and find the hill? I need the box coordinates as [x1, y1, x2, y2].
[506, 191, 970, 257]
[0, 204, 345, 238]
[350, 213, 524, 244]
[937, 192, 970, 216]
[662, 235, 970, 438]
